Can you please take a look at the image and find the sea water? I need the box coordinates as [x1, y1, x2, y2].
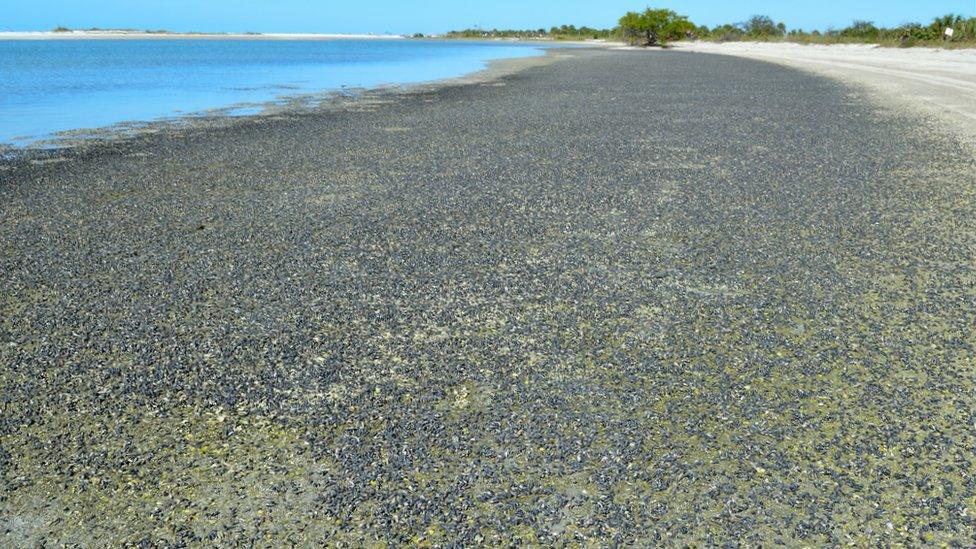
[0, 39, 543, 146]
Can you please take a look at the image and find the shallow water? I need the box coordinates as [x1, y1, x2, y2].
[0, 39, 542, 146]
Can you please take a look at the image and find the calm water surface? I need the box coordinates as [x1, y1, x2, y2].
[0, 39, 543, 145]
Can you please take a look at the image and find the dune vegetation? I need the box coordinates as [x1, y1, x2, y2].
[441, 11, 976, 48]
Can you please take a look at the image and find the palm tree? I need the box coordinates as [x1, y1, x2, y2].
[960, 18, 976, 41]
[931, 14, 963, 37]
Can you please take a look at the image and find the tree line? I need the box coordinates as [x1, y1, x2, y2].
[438, 10, 976, 47]
[439, 25, 613, 40]
[697, 14, 976, 47]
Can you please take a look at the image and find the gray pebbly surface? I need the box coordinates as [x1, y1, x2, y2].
[1, 48, 975, 546]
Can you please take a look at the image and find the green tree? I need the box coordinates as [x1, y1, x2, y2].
[742, 15, 785, 37]
[959, 18, 976, 40]
[711, 23, 744, 41]
[931, 14, 963, 40]
[619, 8, 694, 46]
[931, 14, 963, 30]
[840, 20, 879, 39]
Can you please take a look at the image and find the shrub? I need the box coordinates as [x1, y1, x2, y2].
[710, 24, 744, 42]
[619, 8, 694, 46]
[839, 20, 879, 40]
[742, 15, 786, 38]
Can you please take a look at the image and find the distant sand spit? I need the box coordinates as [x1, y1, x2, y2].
[0, 31, 405, 40]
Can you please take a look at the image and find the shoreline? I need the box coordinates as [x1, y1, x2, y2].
[6, 38, 974, 158]
[0, 44, 567, 158]
[0, 30, 405, 40]
[3, 48, 975, 544]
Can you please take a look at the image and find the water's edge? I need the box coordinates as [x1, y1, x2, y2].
[0, 42, 563, 159]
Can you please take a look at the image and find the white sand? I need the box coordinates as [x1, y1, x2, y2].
[672, 41, 976, 149]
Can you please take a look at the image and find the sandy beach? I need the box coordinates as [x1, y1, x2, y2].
[674, 41, 976, 148]
[2, 47, 975, 545]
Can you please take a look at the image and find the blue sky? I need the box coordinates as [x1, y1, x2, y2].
[6, 1, 975, 34]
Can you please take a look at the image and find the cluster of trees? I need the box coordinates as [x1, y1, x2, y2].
[696, 14, 976, 45]
[442, 25, 613, 40]
[813, 15, 975, 45]
[440, 11, 976, 47]
[696, 15, 787, 41]
[618, 9, 695, 45]
[548, 24, 613, 39]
